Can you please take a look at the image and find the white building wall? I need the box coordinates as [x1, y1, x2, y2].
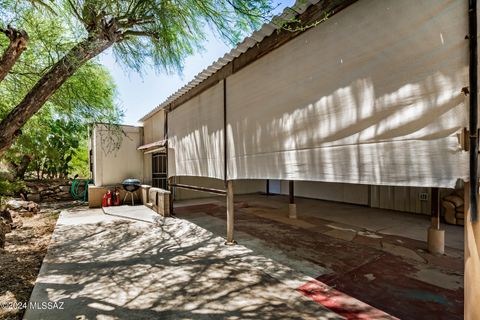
[143, 111, 165, 144]
[92, 124, 144, 186]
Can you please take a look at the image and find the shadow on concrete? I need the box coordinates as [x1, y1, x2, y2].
[25, 208, 341, 320]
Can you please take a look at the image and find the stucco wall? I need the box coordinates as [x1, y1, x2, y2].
[92, 124, 144, 186]
[278, 181, 369, 206]
[143, 110, 165, 144]
[274, 180, 443, 215]
[143, 153, 153, 186]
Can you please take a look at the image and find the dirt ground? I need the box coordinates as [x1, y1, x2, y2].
[0, 201, 80, 320]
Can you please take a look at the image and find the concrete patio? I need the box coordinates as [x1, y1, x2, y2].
[174, 194, 464, 320]
[24, 204, 394, 320]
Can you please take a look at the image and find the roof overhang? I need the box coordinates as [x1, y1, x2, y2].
[138, 0, 357, 122]
[137, 139, 166, 151]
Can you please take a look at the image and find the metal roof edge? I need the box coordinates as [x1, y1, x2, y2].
[138, 0, 326, 122]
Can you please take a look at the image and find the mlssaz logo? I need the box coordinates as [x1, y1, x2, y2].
[27, 301, 65, 310]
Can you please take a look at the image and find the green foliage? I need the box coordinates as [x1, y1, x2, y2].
[0, 4, 122, 180]
[0, 7, 121, 121]
[69, 137, 89, 178]
[0, 0, 278, 179]
[62, 0, 275, 74]
[0, 177, 25, 197]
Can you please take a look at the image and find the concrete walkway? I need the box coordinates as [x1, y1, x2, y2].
[24, 205, 392, 319]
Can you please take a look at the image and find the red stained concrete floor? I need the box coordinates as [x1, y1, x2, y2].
[174, 194, 463, 320]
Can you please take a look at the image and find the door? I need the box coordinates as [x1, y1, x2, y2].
[152, 152, 167, 189]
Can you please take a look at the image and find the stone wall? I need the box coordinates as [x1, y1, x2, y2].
[25, 180, 73, 202]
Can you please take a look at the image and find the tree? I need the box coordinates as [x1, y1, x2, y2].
[0, 6, 121, 181]
[0, 0, 274, 156]
[0, 26, 28, 82]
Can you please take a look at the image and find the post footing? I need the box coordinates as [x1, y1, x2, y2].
[288, 203, 297, 219]
[427, 227, 445, 254]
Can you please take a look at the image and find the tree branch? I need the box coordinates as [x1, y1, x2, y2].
[122, 30, 159, 39]
[0, 34, 114, 157]
[0, 26, 29, 83]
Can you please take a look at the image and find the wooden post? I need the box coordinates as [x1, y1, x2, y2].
[226, 180, 235, 244]
[464, 181, 480, 319]
[288, 180, 297, 219]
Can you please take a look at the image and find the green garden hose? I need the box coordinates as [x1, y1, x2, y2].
[70, 177, 93, 202]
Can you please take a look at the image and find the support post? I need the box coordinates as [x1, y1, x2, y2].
[266, 179, 270, 195]
[288, 180, 297, 219]
[464, 181, 480, 319]
[165, 110, 173, 215]
[168, 176, 174, 215]
[427, 187, 444, 254]
[226, 180, 236, 244]
[469, 0, 478, 221]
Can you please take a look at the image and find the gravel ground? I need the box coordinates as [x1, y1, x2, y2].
[0, 201, 82, 320]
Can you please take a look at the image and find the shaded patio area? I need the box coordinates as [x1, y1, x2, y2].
[174, 194, 463, 320]
[25, 205, 393, 319]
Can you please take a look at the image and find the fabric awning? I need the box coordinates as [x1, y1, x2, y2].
[168, 81, 224, 179]
[223, 0, 469, 188]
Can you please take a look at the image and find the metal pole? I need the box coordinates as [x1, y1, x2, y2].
[165, 110, 174, 215]
[266, 179, 270, 195]
[226, 180, 235, 244]
[169, 183, 227, 195]
[469, 0, 478, 222]
[223, 79, 228, 188]
[430, 187, 440, 229]
[289, 180, 294, 204]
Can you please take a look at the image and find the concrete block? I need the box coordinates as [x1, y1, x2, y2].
[148, 187, 171, 217]
[288, 203, 297, 219]
[140, 185, 151, 205]
[427, 227, 445, 255]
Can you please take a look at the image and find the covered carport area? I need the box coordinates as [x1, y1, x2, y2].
[172, 192, 464, 319]
[138, 0, 480, 318]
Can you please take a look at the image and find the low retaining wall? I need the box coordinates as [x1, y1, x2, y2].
[88, 185, 142, 208]
[88, 185, 170, 217]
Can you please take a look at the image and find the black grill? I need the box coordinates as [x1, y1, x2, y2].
[122, 178, 141, 192]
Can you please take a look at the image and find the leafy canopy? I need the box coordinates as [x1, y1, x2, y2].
[61, 0, 274, 73]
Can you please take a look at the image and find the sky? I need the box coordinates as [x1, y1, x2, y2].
[98, 0, 295, 126]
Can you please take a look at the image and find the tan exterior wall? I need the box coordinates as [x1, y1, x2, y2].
[274, 181, 454, 215]
[278, 181, 369, 206]
[143, 110, 165, 144]
[92, 124, 144, 186]
[370, 185, 430, 215]
[143, 153, 153, 186]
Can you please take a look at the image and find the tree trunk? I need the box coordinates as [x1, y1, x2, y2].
[0, 35, 114, 157]
[15, 154, 32, 180]
[0, 26, 28, 83]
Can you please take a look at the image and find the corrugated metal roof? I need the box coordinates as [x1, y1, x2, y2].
[139, 0, 321, 122]
[137, 139, 167, 150]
